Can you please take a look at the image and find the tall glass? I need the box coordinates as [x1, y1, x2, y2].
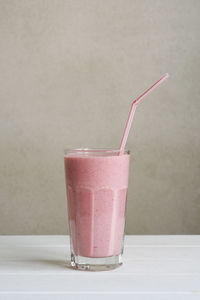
[64, 148, 130, 271]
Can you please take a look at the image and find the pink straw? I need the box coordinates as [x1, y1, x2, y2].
[119, 73, 169, 154]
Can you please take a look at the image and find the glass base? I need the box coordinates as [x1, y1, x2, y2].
[70, 253, 122, 271]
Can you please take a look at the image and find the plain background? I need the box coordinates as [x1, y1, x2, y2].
[0, 0, 199, 234]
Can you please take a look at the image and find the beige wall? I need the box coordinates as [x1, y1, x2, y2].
[0, 0, 200, 234]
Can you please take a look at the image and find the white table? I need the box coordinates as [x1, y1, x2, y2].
[0, 236, 199, 299]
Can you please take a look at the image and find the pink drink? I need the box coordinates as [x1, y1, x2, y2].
[64, 149, 130, 269]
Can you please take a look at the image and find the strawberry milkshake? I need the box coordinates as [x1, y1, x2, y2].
[64, 149, 130, 270]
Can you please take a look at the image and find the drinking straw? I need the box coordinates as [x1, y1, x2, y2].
[119, 73, 169, 154]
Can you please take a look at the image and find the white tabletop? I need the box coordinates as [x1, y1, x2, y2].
[0, 235, 199, 299]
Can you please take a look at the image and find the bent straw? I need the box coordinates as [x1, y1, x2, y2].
[119, 73, 169, 154]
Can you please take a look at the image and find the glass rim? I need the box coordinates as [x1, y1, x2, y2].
[64, 148, 130, 155]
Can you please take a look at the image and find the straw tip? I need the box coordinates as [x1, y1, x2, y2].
[165, 73, 170, 78]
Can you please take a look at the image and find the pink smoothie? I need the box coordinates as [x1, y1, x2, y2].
[64, 152, 130, 258]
